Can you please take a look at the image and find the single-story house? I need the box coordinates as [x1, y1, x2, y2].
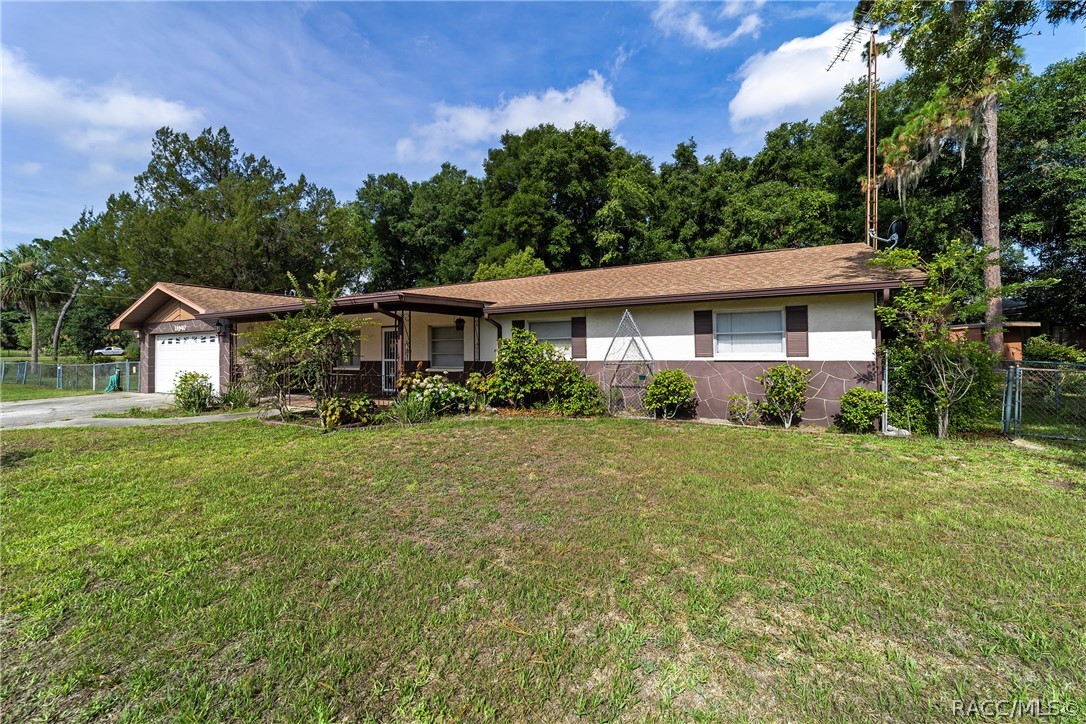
[110, 242, 925, 423]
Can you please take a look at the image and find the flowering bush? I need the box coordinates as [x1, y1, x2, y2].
[396, 372, 473, 415]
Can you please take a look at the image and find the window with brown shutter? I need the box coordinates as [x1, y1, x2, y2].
[785, 306, 809, 357]
[571, 317, 587, 358]
[694, 310, 713, 357]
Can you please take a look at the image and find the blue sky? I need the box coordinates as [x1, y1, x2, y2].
[2, 1, 1083, 249]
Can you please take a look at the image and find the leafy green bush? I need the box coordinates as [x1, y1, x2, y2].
[756, 363, 811, 429]
[490, 328, 604, 416]
[886, 343, 1001, 436]
[490, 328, 560, 407]
[548, 361, 605, 416]
[836, 386, 886, 433]
[172, 371, 216, 414]
[466, 371, 493, 394]
[397, 373, 473, 415]
[643, 369, 698, 419]
[317, 394, 376, 429]
[727, 393, 760, 425]
[1023, 335, 1086, 365]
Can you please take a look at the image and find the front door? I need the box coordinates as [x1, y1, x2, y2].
[382, 328, 397, 393]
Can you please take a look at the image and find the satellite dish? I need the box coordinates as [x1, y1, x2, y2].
[887, 219, 907, 248]
[869, 219, 907, 249]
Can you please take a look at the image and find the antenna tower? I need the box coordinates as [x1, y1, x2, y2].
[828, 13, 879, 249]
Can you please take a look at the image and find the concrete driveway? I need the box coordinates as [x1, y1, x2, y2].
[0, 392, 174, 429]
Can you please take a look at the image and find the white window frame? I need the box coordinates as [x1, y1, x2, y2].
[714, 308, 786, 360]
[528, 319, 573, 357]
[429, 325, 465, 371]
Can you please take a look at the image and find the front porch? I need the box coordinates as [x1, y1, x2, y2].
[218, 291, 500, 399]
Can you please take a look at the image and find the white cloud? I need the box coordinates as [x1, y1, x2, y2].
[728, 21, 907, 137]
[396, 71, 627, 162]
[651, 1, 762, 50]
[777, 2, 853, 22]
[609, 44, 635, 80]
[12, 161, 44, 176]
[1, 45, 203, 160]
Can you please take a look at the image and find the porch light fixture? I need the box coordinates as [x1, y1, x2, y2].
[455, 318, 465, 332]
[214, 319, 227, 337]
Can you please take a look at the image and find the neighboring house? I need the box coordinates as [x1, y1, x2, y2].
[110, 243, 925, 423]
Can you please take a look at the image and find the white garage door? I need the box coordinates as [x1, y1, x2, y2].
[154, 332, 220, 393]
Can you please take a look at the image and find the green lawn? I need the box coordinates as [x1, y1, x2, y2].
[0, 384, 97, 402]
[2, 418, 1084, 721]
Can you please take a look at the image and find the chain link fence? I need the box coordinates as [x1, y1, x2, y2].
[1003, 362, 1086, 441]
[0, 361, 141, 393]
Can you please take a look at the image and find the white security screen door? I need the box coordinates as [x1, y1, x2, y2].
[382, 328, 397, 393]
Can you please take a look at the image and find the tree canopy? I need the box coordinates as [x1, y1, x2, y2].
[7, 49, 1086, 359]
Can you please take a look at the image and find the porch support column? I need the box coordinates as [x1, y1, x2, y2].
[138, 330, 154, 393]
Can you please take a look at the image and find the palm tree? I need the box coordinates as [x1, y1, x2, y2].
[0, 242, 59, 364]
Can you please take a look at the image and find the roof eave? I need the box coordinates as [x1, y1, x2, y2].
[196, 291, 488, 323]
[483, 278, 926, 315]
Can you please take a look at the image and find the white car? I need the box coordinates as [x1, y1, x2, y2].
[93, 345, 125, 356]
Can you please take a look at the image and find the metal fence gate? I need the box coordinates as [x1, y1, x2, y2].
[1002, 362, 1086, 441]
[0, 361, 141, 393]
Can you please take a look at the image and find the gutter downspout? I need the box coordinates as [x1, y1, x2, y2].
[483, 312, 502, 341]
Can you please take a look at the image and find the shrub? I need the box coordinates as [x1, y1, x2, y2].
[317, 394, 376, 429]
[466, 371, 493, 394]
[836, 386, 886, 433]
[173, 371, 216, 414]
[756, 363, 811, 429]
[1023, 335, 1086, 365]
[220, 381, 259, 410]
[240, 269, 370, 418]
[381, 394, 435, 426]
[490, 328, 560, 408]
[548, 361, 605, 416]
[397, 373, 472, 415]
[727, 393, 760, 425]
[490, 328, 604, 416]
[885, 343, 1001, 436]
[643, 369, 698, 419]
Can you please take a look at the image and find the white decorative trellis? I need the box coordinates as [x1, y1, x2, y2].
[601, 309, 655, 416]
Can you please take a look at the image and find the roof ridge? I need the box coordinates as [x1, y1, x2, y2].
[160, 281, 298, 298]
[389, 242, 874, 294]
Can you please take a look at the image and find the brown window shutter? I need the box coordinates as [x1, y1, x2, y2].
[571, 317, 587, 358]
[694, 310, 713, 357]
[512, 320, 525, 330]
[786, 306, 808, 357]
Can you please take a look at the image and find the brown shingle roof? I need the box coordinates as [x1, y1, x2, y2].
[157, 282, 300, 313]
[405, 242, 923, 312]
[110, 282, 301, 329]
[129, 243, 923, 326]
